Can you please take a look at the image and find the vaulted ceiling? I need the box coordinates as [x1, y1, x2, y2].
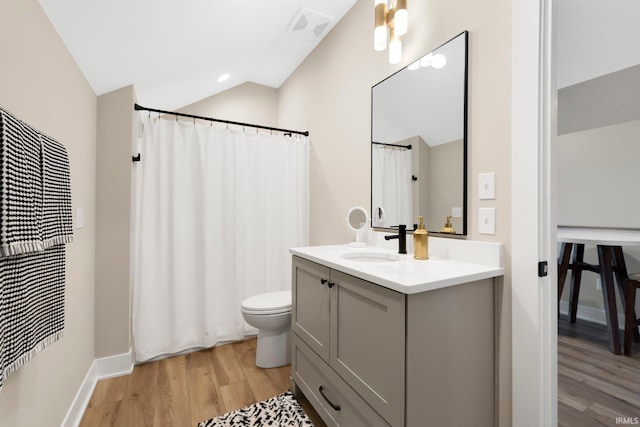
[38, 0, 357, 110]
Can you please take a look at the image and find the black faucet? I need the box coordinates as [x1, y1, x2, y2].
[384, 224, 407, 254]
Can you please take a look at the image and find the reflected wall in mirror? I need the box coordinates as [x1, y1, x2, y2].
[371, 31, 468, 235]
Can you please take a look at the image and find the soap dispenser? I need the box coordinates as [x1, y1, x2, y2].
[440, 215, 456, 234]
[413, 216, 428, 260]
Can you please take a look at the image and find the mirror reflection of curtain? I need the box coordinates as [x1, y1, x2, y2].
[371, 145, 413, 228]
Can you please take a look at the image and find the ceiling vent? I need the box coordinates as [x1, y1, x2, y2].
[287, 7, 335, 41]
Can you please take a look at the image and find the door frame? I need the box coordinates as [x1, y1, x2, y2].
[511, 0, 558, 426]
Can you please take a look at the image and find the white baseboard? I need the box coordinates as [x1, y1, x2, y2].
[61, 349, 134, 427]
[559, 301, 625, 329]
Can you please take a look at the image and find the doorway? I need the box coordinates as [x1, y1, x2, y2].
[555, 1, 640, 425]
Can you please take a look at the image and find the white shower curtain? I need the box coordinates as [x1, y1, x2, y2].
[371, 145, 413, 228]
[132, 115, 309, 362]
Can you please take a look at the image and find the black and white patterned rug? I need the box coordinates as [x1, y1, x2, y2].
[198, 391, 314, 427]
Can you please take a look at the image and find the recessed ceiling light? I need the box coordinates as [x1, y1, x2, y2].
[217, 73, 230, 82]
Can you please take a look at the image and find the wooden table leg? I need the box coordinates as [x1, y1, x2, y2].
[597, 245, 622, 355]
[569, 244, 585, 323]
[558, 243, 573, 310]
[613, 246, 640, 342]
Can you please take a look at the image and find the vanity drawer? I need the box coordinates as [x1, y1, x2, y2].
[292, 335, 390, 427]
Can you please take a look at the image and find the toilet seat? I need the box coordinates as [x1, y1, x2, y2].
[241, 291, 291, 315]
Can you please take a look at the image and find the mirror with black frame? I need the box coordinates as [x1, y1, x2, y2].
[371, 31, 468, 235]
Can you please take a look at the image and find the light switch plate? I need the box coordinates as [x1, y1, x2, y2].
[451, 207, 462, 218]
[478, 207, 496, 235]
[479, 172, 496, 200]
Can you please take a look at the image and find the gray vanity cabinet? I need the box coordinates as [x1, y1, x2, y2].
[292, 256, 405, 427]
[291, 254, 496, 427]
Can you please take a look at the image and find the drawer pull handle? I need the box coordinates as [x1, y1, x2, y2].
[320, 278, 328, 285]
[318, 385, 341, 411]
[328, 282, 335, 289]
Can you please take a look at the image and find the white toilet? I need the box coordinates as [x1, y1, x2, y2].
[240, 291, 292, 368]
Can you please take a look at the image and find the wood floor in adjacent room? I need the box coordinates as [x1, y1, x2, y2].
[558, 315, 640, 426]
[80, 338, 325, 427]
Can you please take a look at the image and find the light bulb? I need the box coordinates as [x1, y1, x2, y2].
[389, 38, 402, 64]
[374, 25, 388, 51]
[394, 0, 408, 36]
[394, 9, 408, 36]
[374, 0, 388, 51]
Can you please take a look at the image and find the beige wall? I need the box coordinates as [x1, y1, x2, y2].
[407, 136, 465, 234]
[557, 119, 640, 316]
[409, 136, 428, 223]
[429, 139, 464, 234]
[277, 0, 512, 424]
[0, 0, 97, 425]
[557, 119, 640, 229]
[178, 82, 279, 128]
[96, 86, 136, 358]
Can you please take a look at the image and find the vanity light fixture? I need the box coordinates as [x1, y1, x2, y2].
[373, 0, 408, 64]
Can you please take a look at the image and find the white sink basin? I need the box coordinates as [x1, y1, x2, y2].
[341, 251, 399, 263]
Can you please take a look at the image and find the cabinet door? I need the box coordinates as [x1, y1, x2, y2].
[330, 270, 405, 426]
[292, 256, 331, 361]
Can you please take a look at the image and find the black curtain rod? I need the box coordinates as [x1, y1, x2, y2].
[372, 141, 412, 149]
[134, 103, 309, 137]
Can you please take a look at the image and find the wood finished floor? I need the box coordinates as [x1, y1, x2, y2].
[82, 319, 640, 426]
[558, 315, 640, 426]
[80, 338, 326, 427]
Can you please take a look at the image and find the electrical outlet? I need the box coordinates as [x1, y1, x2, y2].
[451, 207, 462, 218]
[596, 278, 602, 291]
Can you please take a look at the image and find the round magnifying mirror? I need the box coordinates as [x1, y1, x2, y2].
[346, 207, 369, 247]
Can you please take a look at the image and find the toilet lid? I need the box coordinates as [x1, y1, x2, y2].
[241, 291, 291, 313]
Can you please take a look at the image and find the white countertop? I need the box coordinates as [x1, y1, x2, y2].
[290, 244, 504, 295]
[557, 226, 640, 246]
